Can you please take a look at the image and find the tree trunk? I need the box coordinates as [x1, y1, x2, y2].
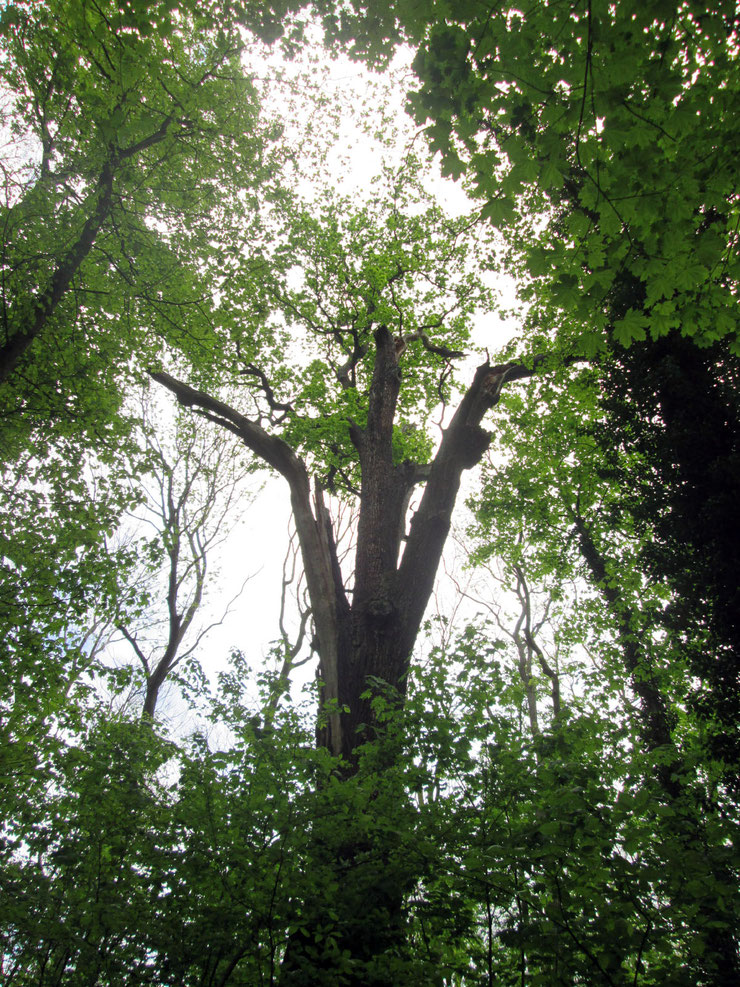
[0, 162, 115, 386]
[152, 339, 545, 983]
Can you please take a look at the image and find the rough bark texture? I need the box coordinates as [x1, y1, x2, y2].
[152, 341, 543, 984]
[153, 343, 540, 762]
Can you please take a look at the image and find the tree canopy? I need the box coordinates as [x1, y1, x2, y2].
[1, 2, 738, 985]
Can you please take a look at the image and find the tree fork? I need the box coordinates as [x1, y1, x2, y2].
[152, 351, 545, 760]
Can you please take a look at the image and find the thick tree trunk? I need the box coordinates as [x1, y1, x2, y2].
[152, 341, 544, 984]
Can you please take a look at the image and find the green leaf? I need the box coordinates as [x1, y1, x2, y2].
[613, 309, 648, 346]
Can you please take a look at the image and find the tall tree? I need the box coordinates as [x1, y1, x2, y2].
[154, 165, 515, 761]
[329, 0, 740, 813]
[151, 163, 558, 981]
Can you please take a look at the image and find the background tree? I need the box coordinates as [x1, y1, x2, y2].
[108, 393, 258, 720]
[0, 0, 282, 424]
[466, 365, 739, 982]
[596, 335, 740, 777]
[0, 0, 293, 786]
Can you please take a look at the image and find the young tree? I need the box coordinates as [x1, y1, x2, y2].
[100, 394, 259, 720]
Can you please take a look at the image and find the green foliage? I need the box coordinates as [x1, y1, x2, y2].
[0, 0, 285, 775]
[596, 333, 740, 776]
[215, 152, 498, 491]
[391, 1, 740, 356]
[2, 596, 739, 984]
[2, 4, 739, 986]
[462, 359, 740, 982]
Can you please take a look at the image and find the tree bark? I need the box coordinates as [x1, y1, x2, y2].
[153, 348, 542, 760]
[152, 345, 544, 984]
[0, 162, 115, 386]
